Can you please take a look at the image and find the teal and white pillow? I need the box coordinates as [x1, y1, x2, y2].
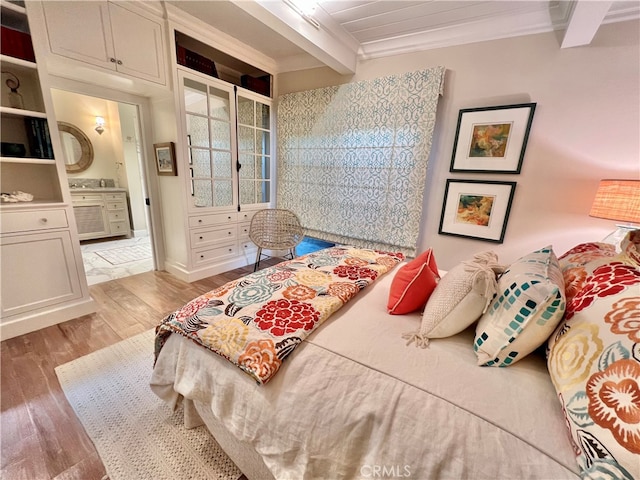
[474, 246, 566, 367]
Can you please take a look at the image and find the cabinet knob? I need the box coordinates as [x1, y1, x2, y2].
[228, 231, 232, 235]
[40, 218, 48, 223]
[228, 248, 232, 252]
[200, 255, 204, 259]
[110, 57, 116, 63]
[228, 216, 231, 220]
[198, 219, 203, 223]
[117, 60, 123, 65]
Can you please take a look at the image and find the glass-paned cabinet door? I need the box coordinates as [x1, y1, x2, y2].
[182, 74, 235, 209]
[237, 93, 271, 206]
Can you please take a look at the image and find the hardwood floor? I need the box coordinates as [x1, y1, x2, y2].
[0, 259, 280, 480]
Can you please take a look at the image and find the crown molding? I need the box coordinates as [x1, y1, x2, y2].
[357, 1, 638, 60]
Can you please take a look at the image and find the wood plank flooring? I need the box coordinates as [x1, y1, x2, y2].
[0, 259, 280, 480]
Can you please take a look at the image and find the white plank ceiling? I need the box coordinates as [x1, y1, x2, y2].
[169, 0, 640, 74]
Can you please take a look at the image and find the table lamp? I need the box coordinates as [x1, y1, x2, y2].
[589, 179, 640, 248]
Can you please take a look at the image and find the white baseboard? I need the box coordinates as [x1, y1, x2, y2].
[0, 297, 97, 341]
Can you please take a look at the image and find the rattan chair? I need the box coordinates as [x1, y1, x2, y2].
[249, 208, 304, 271]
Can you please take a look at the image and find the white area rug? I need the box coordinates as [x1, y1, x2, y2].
[55, 329, 242, 480]
[95, 244, 152, 265]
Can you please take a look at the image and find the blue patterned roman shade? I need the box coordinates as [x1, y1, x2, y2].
[277, 66, 445, 256]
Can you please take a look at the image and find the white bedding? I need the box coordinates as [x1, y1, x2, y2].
[151, 266, 579, 479]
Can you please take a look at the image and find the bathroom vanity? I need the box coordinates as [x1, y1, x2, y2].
[70, 187, 131, 240]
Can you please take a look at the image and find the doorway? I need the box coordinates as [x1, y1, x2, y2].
[51, 88, 156, 285]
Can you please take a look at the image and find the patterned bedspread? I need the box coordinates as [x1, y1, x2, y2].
[155, 246, 403, 384]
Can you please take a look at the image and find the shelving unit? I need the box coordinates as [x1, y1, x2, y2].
[1, 0, 59, 203]
[0, 0, 95, 339]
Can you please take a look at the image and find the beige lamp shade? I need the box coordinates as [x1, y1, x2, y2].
[589, 179, 640, 224]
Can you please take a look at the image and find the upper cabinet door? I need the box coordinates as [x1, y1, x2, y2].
[42, 1, 166, 85]
[42, 1, 114, 69]
[108, 3, 166, 85]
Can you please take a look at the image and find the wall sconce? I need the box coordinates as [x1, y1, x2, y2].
[95, 116, 105, 135]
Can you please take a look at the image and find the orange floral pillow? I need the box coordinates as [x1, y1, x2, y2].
[547, 231, 640, 479]
[558, 242, 617, 304]
[387, 249, 440, 315]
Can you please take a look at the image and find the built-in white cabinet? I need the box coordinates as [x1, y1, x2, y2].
[161, 67, 272, 282]
[0, 1, 95, 340]
[1, 226, 82, 318]
[71, 190, 131, 241]
[41, 1, 166, 85]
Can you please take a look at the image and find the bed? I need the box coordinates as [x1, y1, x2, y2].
[151, 237, 640, 480]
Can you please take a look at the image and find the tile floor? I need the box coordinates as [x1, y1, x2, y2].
[80, 235, 154, 285]
[80, 236, 334, 286]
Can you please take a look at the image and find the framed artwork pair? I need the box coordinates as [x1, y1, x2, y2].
[439, 103, 536, 243]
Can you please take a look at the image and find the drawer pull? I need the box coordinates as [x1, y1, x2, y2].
[228, 248, 232, 252]
[198, 219, 203, 223]
[200, 255, 204, 259]
[40, 218, 48, 223]
[228, 231, 232, 235]
[228, 216, 231, 220]
[199, 236, 203, 240]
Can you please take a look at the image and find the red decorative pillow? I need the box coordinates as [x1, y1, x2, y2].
[387, 249, 440, 315]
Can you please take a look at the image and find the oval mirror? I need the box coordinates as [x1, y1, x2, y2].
[58, 122, 94, 173]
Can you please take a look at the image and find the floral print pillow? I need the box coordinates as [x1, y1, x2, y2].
[547, 231, 640, 479]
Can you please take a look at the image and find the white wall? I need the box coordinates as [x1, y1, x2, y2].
[51, 89, 121, 183]
[118, 102, 147, 234]
[278, 20, 640, 269]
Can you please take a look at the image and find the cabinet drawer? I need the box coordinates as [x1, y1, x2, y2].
[107, 210, 127, 222]
[237, 222, 251, 240]
[109, 221, 129, 235]
[190, 226, 236, 249]
[106, 201, 126, 211]
[104, 192, 126, 202]
[239, 240, 257, 254]
[189, 212, 237, 228]
[71, 193, 103, 202]
[238, 210, 258, 223]
[192, 244, 237, 267]
[1, 209, 69, 234]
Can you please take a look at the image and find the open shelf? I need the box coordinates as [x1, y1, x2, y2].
[0, 162, 62, 203]
[175, 30, 272, 97]
[1, 156, 56, 164]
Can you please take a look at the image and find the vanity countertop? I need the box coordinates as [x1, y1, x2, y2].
[69, 187, 127, 193]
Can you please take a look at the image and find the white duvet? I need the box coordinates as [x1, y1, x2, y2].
[151, 267, 579, 479]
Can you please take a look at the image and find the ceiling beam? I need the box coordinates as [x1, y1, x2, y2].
[229, 0, 359, 75]
[562, 0, 613, 48]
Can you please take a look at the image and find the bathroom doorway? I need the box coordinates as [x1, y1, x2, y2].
[51, 87, 158, 285]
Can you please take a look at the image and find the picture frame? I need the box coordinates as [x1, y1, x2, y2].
[154, 142, 177, 176]
[438, 179, 517, 243]
[449, 103, 536, 174]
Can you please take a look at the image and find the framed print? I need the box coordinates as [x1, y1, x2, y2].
[450, 103, 536, 174]
[438, 179, 517, 243]
[154, 142, 177, 176]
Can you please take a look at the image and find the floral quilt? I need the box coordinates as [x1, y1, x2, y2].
[155, 246, 404, 384]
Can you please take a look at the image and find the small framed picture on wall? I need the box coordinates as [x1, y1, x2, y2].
[439, 179, 517, 243]
[154, 142, 177, 176]
[450, 103, 536, 174]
